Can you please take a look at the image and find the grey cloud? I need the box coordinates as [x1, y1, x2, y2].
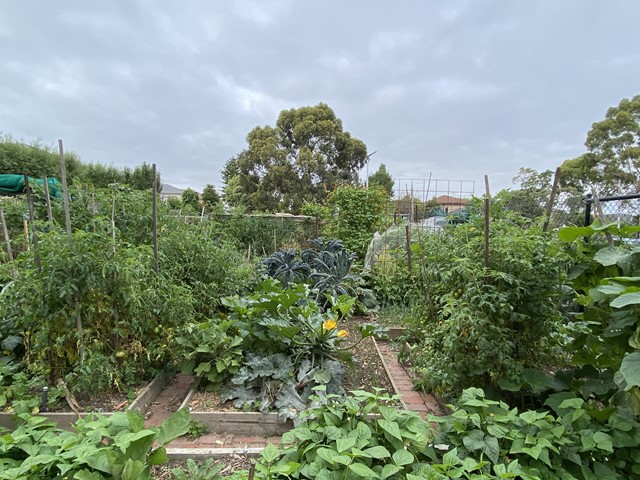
[0, 0, 639, 196]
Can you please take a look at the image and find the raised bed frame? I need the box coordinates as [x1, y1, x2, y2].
[0, 371, 172, 431]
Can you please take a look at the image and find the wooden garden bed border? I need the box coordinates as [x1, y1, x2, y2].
[0, 371, 172, 431]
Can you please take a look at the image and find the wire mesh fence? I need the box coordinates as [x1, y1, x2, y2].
[366, 178, 640, 274]
[365, 178, 475, 271]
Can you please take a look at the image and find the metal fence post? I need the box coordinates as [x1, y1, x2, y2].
[584, 194, 593, 226]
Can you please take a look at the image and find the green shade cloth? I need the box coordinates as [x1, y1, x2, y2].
[0, 174, 62, 198]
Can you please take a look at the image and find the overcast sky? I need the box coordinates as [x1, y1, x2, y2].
[1, 1, 638, 197]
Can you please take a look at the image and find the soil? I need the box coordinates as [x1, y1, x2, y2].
[52, 386, 144, 414]
[185, 316, 396, 413]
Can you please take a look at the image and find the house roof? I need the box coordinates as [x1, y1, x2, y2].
[161, 183, 184, 195]
[435, 195, 469, 205]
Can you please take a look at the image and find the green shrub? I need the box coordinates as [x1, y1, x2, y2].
[409, 219, 570, 398]
[327, 186, 387, 259]
[158, 222, 256, 318]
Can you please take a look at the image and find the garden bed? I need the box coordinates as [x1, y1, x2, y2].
[179, 331, 399, 436]
[0, 372, 172, 430]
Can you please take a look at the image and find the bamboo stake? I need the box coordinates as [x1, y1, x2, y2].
[405, 224, 412, 273]
[152, 163, 159, 274]
[484, 175, 490, 268]
[59, 139, 84, 365]
[23, 175, 41, 269]
[543, 167, 561, 233]
[0, 208, 14, 262]
[58, 140, 72, 238]
[43, 177, 54, 223]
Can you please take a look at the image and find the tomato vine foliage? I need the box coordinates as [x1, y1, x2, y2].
[0, 229, 192, 394]
[405, 218, 571, 399]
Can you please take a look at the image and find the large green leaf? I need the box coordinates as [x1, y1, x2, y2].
[619, 353, 640, 388]
[558, 226, 594, 242]
[611, 292, 640, 308]
[348, 462, 380, 478]
[155, 408, 190, 446]
[594, 247, 629, 267]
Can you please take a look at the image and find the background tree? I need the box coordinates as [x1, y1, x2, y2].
[222, 103, 368, 213]
[561, 94, 640, 195]
[181, 188, 200, 212]
[368, 163, 394, 197]
[201, 184, 220, 212]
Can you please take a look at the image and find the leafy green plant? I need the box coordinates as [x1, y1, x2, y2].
[174, 319, 244, 390]
[0, 361, 63, 414]
[186, 420, 210, 440]
[0, 228, 193, 394]
[0, 407, 190, 479]
[326, 185, 388, 258]
[263, 238, 375, 311]
[215, 281, 384, 420]
[431, 387, 640, 479]
[409, 219, 571, 399]
[254, 387, 640, 479]
[171, 458, 225, 480]
[262, 248, 311, 286]
[158, 222, 256, 318]
[558, 222, 640, 414]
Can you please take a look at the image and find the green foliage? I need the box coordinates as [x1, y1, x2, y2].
[185, 420, 210, 441]
[181, 188, 200, 212]
[0, 136, 160, 190]
[327, 185, 387, 258]
[431, 387, 640, 479]
[171, 458, 227, 480]
[255, 387, 640, 479]
[0, 228, 193, 394]
[559, 222, 640, 414]
[0, 407, 189, 479]
[561, 94, 640, 195]
[174, 320, 244, 390]
[216, 210, 315, 254]
[211, 280, 382, 420]
[158, 222, 256, 318]
[255, 388, 431, 479]
[0, 135, 82, 180]
[263, 238, 375, 311]
[0, 361, 63, 414]
[408, 219, 571, 398]
[368, 163, 394, 197]
[222, 103, 368, 213]
[200, 184, 221, 212]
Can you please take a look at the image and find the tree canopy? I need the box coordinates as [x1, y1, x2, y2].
[0, 136, 160, 190]
[368, 163, 394, 197]
[222, 103, 368, 213]
[561, 94, 640, 195]
[201, 184, 220, 212]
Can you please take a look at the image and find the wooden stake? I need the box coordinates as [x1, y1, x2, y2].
[23, 175, 41, 269]
[43, 177, 54, 223]
[58, 140, 72, 238]
[543, 167, 561, 233]
[405, 224, 412, 273]
[484, 175, 490, 268]
[0, 208, 14, 262]
[58, 140, 84, 364]
[152, 163, 159, 274]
